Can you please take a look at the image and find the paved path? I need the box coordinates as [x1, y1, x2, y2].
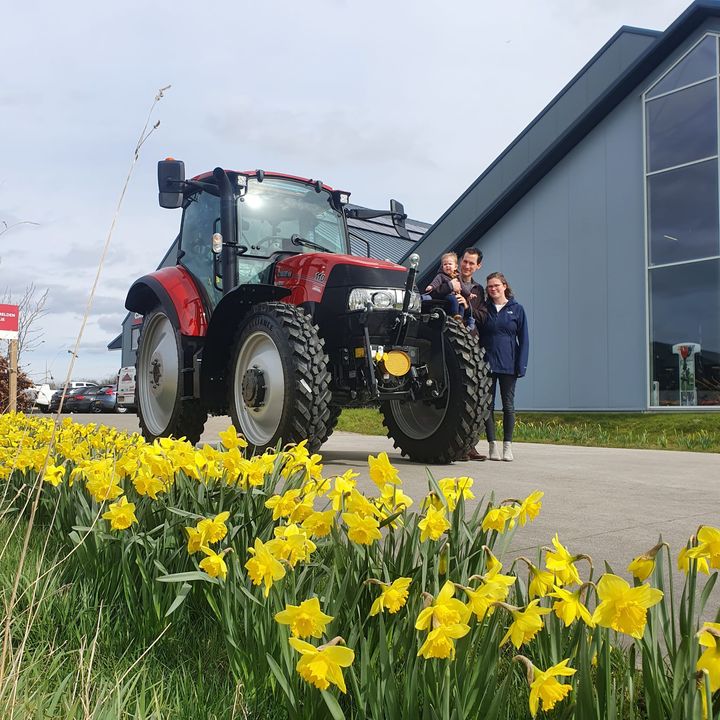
[70, 413, 719, 591]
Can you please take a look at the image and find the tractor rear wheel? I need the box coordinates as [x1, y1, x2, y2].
[380, 321, 491, 463]
[136, 308, 207, 445]
[227, 302, 331, 454]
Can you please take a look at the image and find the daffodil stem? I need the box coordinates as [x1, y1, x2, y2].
[662, 542, 677, 657]
[442, 663, 450, 720]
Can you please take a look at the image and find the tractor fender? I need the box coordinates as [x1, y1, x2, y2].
[125, 266, 209, 337]
[200, 283, 291, 409]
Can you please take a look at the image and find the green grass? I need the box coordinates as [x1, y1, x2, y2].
[0, 519, 243, 719]
[336, 409, 720, 452]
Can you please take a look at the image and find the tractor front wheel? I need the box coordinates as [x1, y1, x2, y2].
[380, 321, 491, 463]
[227, 302, 331, 454]
[136, 308, 207, 444]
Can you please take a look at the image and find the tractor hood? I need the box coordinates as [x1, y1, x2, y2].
[275, 252, 408, 293]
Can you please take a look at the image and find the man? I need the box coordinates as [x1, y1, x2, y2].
[454, 247, 487, 461]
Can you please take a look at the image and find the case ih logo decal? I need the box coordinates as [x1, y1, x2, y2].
[314, 271, 326, 283]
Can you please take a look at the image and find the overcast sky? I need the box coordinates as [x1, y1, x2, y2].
[1, 0, 691, 383]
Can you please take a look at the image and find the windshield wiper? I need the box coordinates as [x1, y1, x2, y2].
[291, 234, 334, 254]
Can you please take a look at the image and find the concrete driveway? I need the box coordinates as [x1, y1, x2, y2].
[69, 412, 719, 588]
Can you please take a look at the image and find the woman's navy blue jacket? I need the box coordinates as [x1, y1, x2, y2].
[478, 297, 529, 377]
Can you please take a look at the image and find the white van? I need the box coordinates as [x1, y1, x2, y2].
[117, 367, 136, 411]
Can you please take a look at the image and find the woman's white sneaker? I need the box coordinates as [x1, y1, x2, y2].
[502, 442, 514, 462]
[488, 441, 502, 461]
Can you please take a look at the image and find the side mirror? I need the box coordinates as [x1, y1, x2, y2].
[390, 199, 410, 240]
[158, 158, 185, 209]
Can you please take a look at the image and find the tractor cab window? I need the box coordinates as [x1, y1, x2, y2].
[179, 190, 223, 306]
[237, 177, 346, 257]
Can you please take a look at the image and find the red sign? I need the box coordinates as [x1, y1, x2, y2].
[0, 304, 19, 340]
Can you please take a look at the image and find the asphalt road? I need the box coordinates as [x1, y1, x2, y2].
[62, 411, 720, 592]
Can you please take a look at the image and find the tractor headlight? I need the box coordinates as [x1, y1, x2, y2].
[348, 288, 422, 312]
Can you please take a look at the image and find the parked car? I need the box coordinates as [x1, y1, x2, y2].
[48, 382, 98, 413]
[89, 386, 125, 414]
[117, 367, 136, 412]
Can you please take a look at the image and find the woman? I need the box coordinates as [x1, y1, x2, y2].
[478, 272, 529, 462]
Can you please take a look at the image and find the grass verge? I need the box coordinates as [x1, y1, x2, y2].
[336, 409, 720, 452]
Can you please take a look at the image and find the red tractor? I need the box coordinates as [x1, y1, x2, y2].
[125, 160, 490, 462]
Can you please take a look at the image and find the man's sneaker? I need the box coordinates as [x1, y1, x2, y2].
[503, 442, 514, 462]
[462, 447, 487, 461]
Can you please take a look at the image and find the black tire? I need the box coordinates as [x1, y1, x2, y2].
[318, 403, 342, 445]
[136, 308, 207, 445]
[227, 302, 331, 454]
[90, 402, 103, 414]
[380, 321, 491, 463]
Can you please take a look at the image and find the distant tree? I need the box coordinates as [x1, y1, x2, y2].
[1, 283, 49, 366]
[0, 355, 33, 412]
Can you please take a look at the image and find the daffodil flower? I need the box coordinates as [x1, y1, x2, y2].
[515, 655, 576, 717]
[369, 577, 412, 616]
[289, 637, 355, 693]
[274, 598, 333, 638]
[418, 505, 450, 542]
[245, 538, 286, 596]
[697, 622, 720, 692]
[368, 451, 400, 489]
[415, 581, 471, 629]
[499, 600, 552, 648]
[101, 496, 137, 531]
[199, 546, 229, 580]
[417, 623, 470, 660]
[591, 573, 663, 639]
[342, 512, 382, 545]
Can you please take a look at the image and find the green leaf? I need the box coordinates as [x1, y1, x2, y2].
[157, 571, 219, 584]
[165, 582, 192, 617]
[320, 690, 346, 720]
[266, 653, 296, 710]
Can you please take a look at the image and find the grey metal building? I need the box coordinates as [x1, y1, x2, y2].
[409, 0, 720, 410]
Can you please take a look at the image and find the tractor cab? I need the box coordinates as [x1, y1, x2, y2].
[161, 160, 349, 306]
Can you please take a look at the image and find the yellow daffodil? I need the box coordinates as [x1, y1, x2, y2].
[549, 586, 595, 627]
[481, 505, 516, 533]
[342, 512, 382, 545]
[197, 511, 230, 543]
[345, 488, 378, 518]
[591, 573, 663, 639]
[265, 489, 302, 520]
[516, 656, 576, 717]
[438, 476, 474, 511]
[415, 581, 471, 629]
[377, 483, 413, 513]
[418, 505, 450, 542]
[274, 598, 334, 638]
[697, 622, 720, 692]
[417, 623, 470, 660]
[218, 425, 248, 450]
[516, 490, 544, 526]
[368, 451, 400, 489]
[101, 496, 137, 531]
[289, 637, 355, 693]
[545, 533, 583, 586]
[484, 546, 503, 575]
[627, 542, 665, 582]
[86, 476, 124, 503]
[500, 600, 552, 648]
[326, 470, 359, 511]
[687, 526, 720, 570]
[302, 509, 335, 538]
[245, 538, 286, 596]
[185, 525, 206, 554]
[463, 570, 516, 621]
[199, 546, 228, 580]
[679, 545, 710, 575]
[369, 577, 412, 616]
[268, 524, 317, 566]
[43, 463, 65, 487]
[132, 469, 166, 499]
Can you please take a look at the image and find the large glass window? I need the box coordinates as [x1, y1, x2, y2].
[645, 34, 720, 407]
[646, 79, 717, 172]
[648, 160, 719, 265]
[649, 261, 720, 406]
[646, 34, 716, 98]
